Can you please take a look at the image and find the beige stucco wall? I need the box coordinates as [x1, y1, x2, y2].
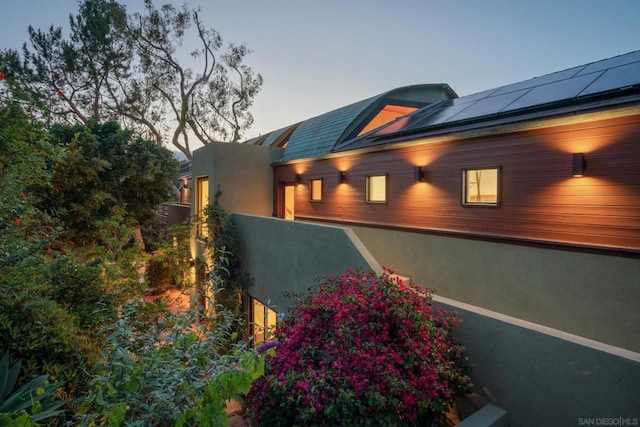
[191, 142, 284, 217]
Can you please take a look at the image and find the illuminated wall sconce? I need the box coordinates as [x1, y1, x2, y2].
[294, 174, 302, 184]
[414, 166, 425, 182]
[338, 171, 347, 183]
[572, 153, 586, 177]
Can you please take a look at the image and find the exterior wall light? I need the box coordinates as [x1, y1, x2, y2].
[572, 153, 586, 177]
[338, 171, 347, 183]
[414, 166, 425, 182]
[295, 174, 302, 184]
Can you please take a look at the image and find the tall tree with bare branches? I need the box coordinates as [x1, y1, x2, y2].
[6, 0, 262, 158]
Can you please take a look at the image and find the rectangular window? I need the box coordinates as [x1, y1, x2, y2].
[309, 179, 323, 201]
[250, 296, 277, 346]
[366, 174, 388, 203]
[196, 177, 209, 238]
[462, 167, 500, 206]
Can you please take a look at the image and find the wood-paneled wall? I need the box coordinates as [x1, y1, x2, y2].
[273, 114, 640, 253]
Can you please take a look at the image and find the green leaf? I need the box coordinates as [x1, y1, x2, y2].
[0, 351, 21, 401]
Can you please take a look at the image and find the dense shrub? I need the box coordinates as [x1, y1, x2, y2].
[0, 289, 100, 408]
[246, 270, 472, 426]
[145, 254, 174, 295]
[77, 293, 263, 426]
[47, 255, 117, 331]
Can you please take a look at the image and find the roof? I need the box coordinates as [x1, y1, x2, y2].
[281, 94, 379, 161]
[255, 84, 457, 162]
[337, 50, 640, 151]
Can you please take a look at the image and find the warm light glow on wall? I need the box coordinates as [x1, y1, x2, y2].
[293, 164, 310, 175]
[330, 157, 355, 173]
[541, 126, 620, 154]
[400, 150, 438, 168]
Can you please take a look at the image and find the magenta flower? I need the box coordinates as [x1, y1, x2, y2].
[245, 270, 472, 426]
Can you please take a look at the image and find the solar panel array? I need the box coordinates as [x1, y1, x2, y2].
[374, 50, 640, 136]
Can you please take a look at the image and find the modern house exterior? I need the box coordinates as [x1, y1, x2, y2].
[190, 51, 640, 426]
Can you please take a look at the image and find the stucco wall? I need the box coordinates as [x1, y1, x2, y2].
[349, 225, 640, 353]
[231, 214, 381, 312]
[439, 301, 640, 427]
[191, 142, 283, 217]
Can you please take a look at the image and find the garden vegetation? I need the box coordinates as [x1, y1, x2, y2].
[246, 270, 473, 426]
[1, 1, 474, 424]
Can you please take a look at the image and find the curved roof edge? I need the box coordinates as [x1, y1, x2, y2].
[280, 83, 457, 161]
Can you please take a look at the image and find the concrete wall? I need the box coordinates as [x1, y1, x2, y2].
[191, 142, 284, 217]
[349, 226, 640, 353]
[231, 214, 381, 312]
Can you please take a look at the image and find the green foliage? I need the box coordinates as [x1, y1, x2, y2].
[0, 350, 65, 424]
[0, 100, 59, 255]
[142, 219, 192, 296]
[77, 281, 262, 426]
[38, 120, 178, 245]
[0, 262, 102, 396]
[175, 352, 265, 427]
[0, 101, 105, 401]
[145, 254, 174, 295]
[202, 187, 249, 318]
[47, 255, 118, 331]
[140, 218, 173, 253]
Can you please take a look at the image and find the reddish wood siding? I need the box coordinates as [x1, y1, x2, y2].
[274, 114, 640, 252]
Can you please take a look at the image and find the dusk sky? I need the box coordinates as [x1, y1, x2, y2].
[1, 1, 639, 144]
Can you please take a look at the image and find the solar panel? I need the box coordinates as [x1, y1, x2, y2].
[579, 60, 640, 96]
[449, 89, 530, 121]
[502, 72, 603, 112]
[575, 50, 640, 76]
[383, 50, 640, 134]
[490, 66, 585, 97]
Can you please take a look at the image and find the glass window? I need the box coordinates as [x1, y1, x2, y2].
[366, 174, 388, 203]
[462, 167, 500, 206]
[357, 104, 419, 136]
[196, 177, 209, 238]
[251, 297, 277, 346]
[309, 179, 323, 201]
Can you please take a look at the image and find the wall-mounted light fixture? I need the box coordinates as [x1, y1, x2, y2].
[572, 153, 586, 177]
[338, 171, 347, 183]
[414, 166, 425, 182]
[294, 174, 302, 184]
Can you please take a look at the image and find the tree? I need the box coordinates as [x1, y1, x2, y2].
[38, 120, 179, 246]
[13, 0, 263, 158]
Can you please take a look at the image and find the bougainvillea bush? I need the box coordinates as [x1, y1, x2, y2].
[245, 270, 472, 426]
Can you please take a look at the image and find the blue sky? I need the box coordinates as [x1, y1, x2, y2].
[1, 0, 639, 142]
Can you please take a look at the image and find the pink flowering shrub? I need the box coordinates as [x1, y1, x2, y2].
[245, 270, 472, 426]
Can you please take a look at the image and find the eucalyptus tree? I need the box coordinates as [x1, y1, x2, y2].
[119, 0, 263, 158]
[11, 0, 263, 158]
[21, 0, 130, 125]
